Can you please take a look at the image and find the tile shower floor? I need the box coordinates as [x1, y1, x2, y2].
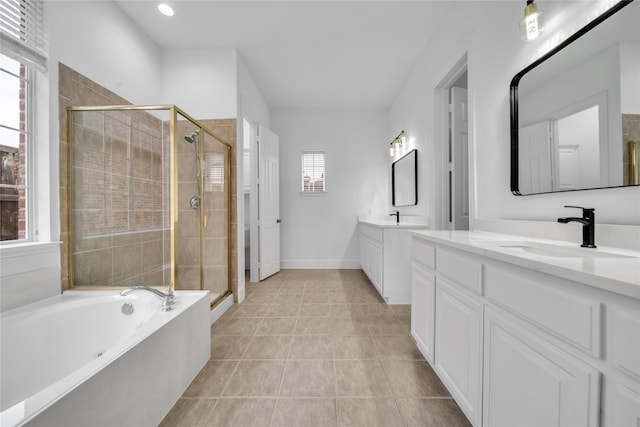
[160, 269, 470, 427]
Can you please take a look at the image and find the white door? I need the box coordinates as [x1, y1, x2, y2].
[450, 87, 469, 230]
[257, 125, 281, 280]
[519, 121, 553, 194]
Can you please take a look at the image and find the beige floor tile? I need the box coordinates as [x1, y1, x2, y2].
[273, 293, 304, 305]
[232, 303, 271, 317]
[330, 303, 363, 317]
[211, 317, 260, 335]
[266, 304, 300, 317]
[389, 304, 411, 316]
[334, 360, 392, 397]
[205, 398, 275, 426]
[332, 335, 378, 359]
[397, 315, 411, 332]
[222, 360, 286, 397]
[211, 335, 252, 360]
[397, 398, 471, 426]
[278, 284, 306, 294]
[271, 398, 337, 427]
[243, 335, 293, 360]
[279, 360, 335, 397]
[256, 317, 298, 335]
[295, 317, 333, 335]
[302, 292, 331, 304]
[159, 398, 217, 427]
[359, 303, 394, 316]
[243, 293, 281, 304]
[330, 317, 370, 335]
[336, 398, 404, 426]
[183, 361, 239, 397]
[289, 335, 334, 359]
[298, 303, 331, 317]
[382, 360, 450, 397]
[372, 335, 425, 360]
[367, 316, 408, 335]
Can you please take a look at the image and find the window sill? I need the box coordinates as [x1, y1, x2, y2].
[299, 191, 328, 196]
[0, 241, 61, 259]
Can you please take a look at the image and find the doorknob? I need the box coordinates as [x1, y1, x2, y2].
[276, 219, 282, 223]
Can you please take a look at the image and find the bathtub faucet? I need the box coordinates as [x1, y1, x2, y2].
[120, 284, 175, 312]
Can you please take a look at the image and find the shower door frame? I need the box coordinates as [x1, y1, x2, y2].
[66, 104, 233, 309]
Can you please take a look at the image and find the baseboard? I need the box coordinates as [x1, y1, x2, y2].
[280, 259, 361, 269]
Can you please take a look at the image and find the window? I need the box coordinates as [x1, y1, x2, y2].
[301, 151, 325, 192]
[0, 0, 47, 242]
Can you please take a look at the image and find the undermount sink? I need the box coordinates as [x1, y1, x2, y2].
[493, 241, 636, 259]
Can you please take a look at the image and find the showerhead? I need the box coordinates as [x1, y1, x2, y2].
[184, 130, 199, 144]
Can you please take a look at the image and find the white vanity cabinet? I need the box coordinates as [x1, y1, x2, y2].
[410, 230, 640, 427]
[358, 220, 427, 304]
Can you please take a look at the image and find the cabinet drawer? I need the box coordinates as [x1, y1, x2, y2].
[359, 224, 383, 243]
[412, 238, 435, 270]
[436, 249, 483, 295]
[485, 264, 601, 357]
[612, 307, 640, 380]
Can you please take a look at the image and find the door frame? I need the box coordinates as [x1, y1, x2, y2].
[434, 53, 470, 230]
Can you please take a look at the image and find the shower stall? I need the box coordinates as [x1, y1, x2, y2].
[66, 105, 232, 307]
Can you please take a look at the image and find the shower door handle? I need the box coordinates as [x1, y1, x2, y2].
[276, 219, 282, 224]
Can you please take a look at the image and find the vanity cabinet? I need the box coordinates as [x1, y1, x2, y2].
[410, 231, 640, 427]
[358, 221, 426, 304]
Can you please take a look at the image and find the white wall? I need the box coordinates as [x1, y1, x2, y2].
[271, 109, 388, 268]
[389, 1, 640, 242]
[161, 47, 237, 119]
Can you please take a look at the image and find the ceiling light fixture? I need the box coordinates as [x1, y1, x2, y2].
[157, 3, 174, 17]
[520, 0, 544, 41]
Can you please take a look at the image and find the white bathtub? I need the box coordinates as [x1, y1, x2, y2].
[1, 290, 211, 427]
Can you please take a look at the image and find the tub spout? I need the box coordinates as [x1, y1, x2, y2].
[120, 285, 175, 311]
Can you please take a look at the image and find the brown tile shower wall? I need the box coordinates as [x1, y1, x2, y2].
[59, 63, 238, 298]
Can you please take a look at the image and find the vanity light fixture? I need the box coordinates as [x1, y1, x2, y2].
[520, 0, 545, 41]
[158, 3, 174, 16]
[389, 130, 407, 157]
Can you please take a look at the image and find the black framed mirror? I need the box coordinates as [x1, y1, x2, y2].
[392, 149, 418, 206]
[510, 0, 639, 195]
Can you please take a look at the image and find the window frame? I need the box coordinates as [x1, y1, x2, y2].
[300, 151, 327, 194]
[0, 53, 34, 243]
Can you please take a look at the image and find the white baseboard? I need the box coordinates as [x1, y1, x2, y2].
[280, 259, 361, 270]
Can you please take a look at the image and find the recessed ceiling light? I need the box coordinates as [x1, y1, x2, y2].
[157, 3, 174, 17]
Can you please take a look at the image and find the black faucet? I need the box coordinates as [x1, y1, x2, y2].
[557, 205, 596, 248]
[390, 210, 400, 223]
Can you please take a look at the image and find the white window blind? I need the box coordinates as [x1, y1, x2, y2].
[301, 151, 325, 192]
[0, 0, 48, 71]
[204, 152, 225, 192]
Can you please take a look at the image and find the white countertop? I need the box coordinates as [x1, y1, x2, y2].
[358, 219, 429, 229]
[410, 230, 640, 299]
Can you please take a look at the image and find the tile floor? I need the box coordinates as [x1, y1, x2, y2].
[160, 269, 470, 427]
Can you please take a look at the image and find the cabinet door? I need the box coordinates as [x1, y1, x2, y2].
[411, 265, 435, 363]
[483, 307, 600, 427]
[435, 279, 483, 426]
[611, 379, 640, 426]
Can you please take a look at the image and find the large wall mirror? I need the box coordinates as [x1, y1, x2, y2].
[392, 149, 418, 206]
[510, 0, 639, 195]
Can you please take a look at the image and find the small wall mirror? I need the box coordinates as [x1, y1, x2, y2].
[510, 0, 639, 195]
[392, 149, 418, 206]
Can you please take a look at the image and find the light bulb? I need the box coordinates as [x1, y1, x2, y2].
[520, 1, 544, 41]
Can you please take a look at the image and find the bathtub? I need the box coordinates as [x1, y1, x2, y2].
[0, 289, 211, 427]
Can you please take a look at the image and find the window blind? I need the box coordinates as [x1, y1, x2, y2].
[0, 0, 48, 71]
[204, 152, 225, 192]
[302, 151, 325, 192]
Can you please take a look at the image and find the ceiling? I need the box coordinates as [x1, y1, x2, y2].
[114, 1, 452, 110]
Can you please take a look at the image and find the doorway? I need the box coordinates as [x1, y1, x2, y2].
[437, 58, 469, 230]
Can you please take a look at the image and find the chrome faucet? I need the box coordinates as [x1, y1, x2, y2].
[557, 205, 596, 248]
[390, 210, 400, 223]
[120, 284, 175, 311]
